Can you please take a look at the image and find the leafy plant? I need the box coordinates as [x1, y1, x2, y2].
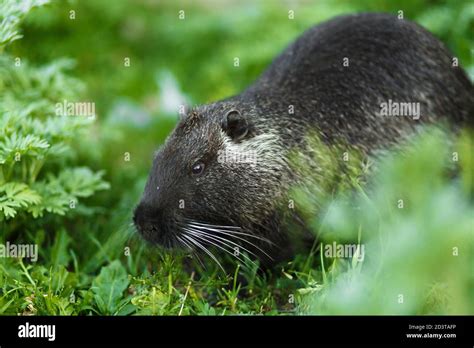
[0, 0, 49, 49]
[295, 129, 474, 314]
[91, 260, 134, 315]
[0, 0, 109, 223]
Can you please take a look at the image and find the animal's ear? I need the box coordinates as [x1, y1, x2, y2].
[222, 109, 249, 141]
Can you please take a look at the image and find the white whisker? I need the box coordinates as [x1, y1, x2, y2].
[184, 227, 259, 262]
[177, 232, 206, 269]
[187, 222, 275, 246]
[182, 234, 225, 273]
[184, 220, 242, 231]
[186, 223, 274, 261]
[184, 227, 258, 268]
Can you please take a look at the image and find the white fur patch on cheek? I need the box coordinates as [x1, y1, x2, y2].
[219, 131, 286, 171]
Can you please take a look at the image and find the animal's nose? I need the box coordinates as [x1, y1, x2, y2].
[133, 203, 163, 243]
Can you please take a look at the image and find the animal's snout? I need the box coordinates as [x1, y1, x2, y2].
[133, 202, 166, 244]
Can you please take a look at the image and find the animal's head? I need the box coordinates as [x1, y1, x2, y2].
[133, 100, 286, 260]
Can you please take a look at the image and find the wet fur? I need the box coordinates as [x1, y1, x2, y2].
[134, 13, 473, 266]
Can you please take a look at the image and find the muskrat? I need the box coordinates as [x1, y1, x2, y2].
[133, 13, 473, 267]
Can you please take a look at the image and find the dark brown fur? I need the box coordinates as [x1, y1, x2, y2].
[134, 13, 473, 266]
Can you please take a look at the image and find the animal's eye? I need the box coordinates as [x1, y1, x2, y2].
[191, 162, 205, 175]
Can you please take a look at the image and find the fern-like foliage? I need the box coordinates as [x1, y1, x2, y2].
[0, 182, 41, 218]
[0, 0, 109, 222]
[0, 0, 49, 49]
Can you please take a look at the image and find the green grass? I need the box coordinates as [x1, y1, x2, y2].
[1, 128, 472, 315]
[0, 0, 473, 316]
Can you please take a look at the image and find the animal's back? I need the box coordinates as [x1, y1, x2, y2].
[244, 13, 473, 150]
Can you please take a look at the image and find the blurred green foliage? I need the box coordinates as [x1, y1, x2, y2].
[295, 129, 474, 314]
[0, 0, 472, 315]
[12, 0, 474, 111]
